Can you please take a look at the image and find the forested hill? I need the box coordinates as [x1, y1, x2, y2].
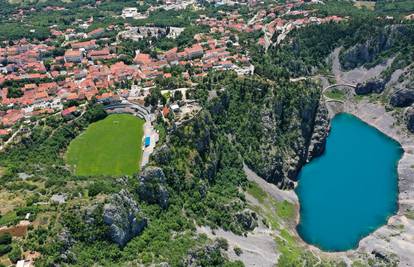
[0, 72, 327, 265]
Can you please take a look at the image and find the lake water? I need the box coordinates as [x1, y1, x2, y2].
[296, 113, 403, 251]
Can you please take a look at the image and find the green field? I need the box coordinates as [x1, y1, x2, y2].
[66, 114, 145, 176]
[324, 89, 346, 101]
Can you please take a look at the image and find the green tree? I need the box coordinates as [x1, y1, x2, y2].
[8, 244, 21, 264]
[173, 90, 183, 101]
[0, 233, 12, 245]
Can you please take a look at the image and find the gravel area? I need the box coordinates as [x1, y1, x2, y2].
[197, 225, 278, 267]
[331, 48, 393, 84]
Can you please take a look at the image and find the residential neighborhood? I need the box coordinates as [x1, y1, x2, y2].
[0, 0, 350, 149]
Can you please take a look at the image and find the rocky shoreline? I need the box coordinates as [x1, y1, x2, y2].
[239, 96, 414, 266]
[323, 99, 414, 266]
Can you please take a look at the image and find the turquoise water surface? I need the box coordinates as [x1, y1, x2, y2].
[296, 113, 403, 251]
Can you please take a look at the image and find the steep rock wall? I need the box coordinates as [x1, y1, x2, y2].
[208, 79, 330, 189]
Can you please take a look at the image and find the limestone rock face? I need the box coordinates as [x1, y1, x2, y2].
[341, 44, 370, 70]
[151, 144, 171, 165]
[137, 166, 169, 209]
[307, 101, 330, 161]
[58, 229, 76, 263]
[235, 209, 258, 231]
[255, 95, 329, 189]
[340, 25, 408, 70]
[406, 107, 414, 133]
[390, 88, 414, 107]
[355, 79, 385, 95]
[185, 241, 225, 267]
[103, 190, 147, 247]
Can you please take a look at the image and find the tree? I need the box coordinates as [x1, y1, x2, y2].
[84, 104, 107, 123]
[8, 244, 21, 263]
[7, 88, 23, 99]
[173, 90, 183, 101]
[0, 244, 11, 256]
[216, 238, 229, 251]
[233, 246, 242, 256]
[0, 233, 12, 245]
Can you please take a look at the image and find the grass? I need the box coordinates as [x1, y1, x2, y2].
[354, 94, 365, 102]
[354, 1, 376, 11]
[0, 211, 18, 227]
[406, 211, 414, 220]
[324, 89, 345, 101]
[246, 182, 266, 204]
[246, 181, 296, 231]
[66, 114, 145, 177]
[275, 200, 295, 219]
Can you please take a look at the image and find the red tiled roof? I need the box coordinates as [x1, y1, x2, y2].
[162, 106, 170, 117]
[134, 53, 152, 65]
[71, 40, 96, 49]
[61, 106, 77, 117]
[0, 129, 10, 136]
[65, 50, 82, 57]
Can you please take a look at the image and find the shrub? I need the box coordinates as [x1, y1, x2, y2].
[8, 245, 21, 263]
[87, 180, 117, 197]
[216, 238, 229, 251]
[233, 246, 242, 256]
[0, 244, 12, 256]
[0, 233, 12, 245]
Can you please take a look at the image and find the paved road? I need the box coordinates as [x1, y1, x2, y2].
[141, 119, 158, 168]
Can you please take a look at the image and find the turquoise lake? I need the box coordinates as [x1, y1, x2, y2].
[296, 113, 403, 251]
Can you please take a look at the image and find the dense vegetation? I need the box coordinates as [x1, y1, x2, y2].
[250, 13, 414, 79]
[0, 68, 327, 266]
[376, 0, 414, 15]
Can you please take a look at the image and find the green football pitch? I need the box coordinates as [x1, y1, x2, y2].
[66, 114, 145, 176]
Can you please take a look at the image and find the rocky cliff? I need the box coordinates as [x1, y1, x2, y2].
[136, 166, 169, 209]
[390, 88, 414, 107]
[405, 107, 414, 133]
[307, 100, 330, 161]
[103, 189, 147, 247]
[207, 78, 330, 189]
[235, 209, 258, 231]
[355, 79, 386, 95]
[254, 96, 329, 189]
[184, 240, 230, 266]
[340, 25, 410, 70]
[57, 229, 76, 263]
